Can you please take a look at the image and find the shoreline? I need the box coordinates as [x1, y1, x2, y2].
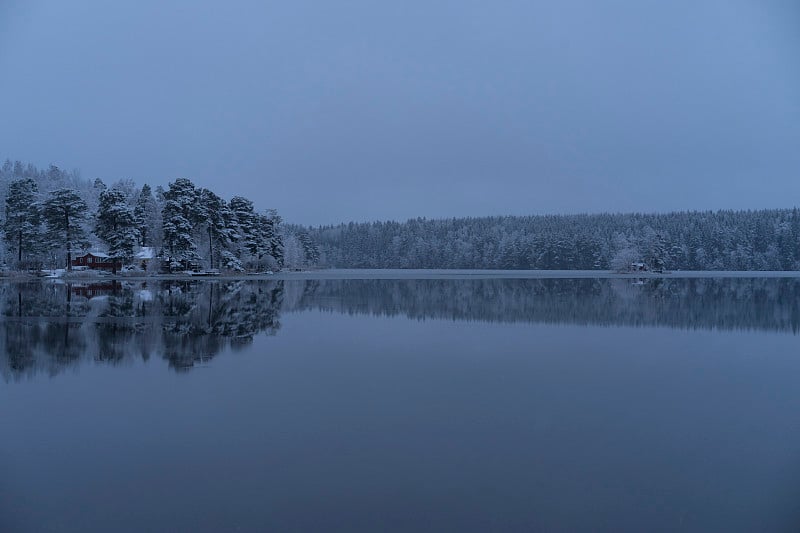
[3, 269, 800, 282]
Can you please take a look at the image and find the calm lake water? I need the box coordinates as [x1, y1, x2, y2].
[2, 276, 800, 532]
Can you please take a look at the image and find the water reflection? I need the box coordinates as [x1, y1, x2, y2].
[288, 277, 800, 333]
[2, 277, 799, 380]
[1, 280, 283, 380]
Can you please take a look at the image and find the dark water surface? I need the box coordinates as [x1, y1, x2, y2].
[2, 277, 800, 532]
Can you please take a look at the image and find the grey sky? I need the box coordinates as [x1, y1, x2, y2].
[1, 0, 799, 225]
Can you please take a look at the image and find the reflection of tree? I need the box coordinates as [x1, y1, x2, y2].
[158, 281, 283, 370]
[286, 278, 800, 334]
[4, 321, 38, 375]
[2, 277, 799, 381]
[43, 322, 86, 367]
[0, 280, 284, 380]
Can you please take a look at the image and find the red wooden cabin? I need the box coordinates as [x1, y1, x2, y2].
[71, 252, 123, 271]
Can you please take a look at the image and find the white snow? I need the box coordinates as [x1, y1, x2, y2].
[270, 269, 800, 280]
[135, 247, 155, 260]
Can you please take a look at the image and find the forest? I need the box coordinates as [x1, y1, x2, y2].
[306, 209, 800, 271]
[0, 159, 318, 272]
[4, 158, 800, 273]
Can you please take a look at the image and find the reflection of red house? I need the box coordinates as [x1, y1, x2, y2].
[72, 252, 122, 271]
[72, 282, 118, 299]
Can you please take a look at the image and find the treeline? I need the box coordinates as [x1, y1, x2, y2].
[0, 159, 292, 272]
[307, 209, 800, 270]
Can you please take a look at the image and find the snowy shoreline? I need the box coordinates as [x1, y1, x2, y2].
[3, 269, 800, 282]
[270, 269, 800, 280]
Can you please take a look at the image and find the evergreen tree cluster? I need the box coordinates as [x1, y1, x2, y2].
[0, 159, 285, 271]
[307, 209, 800, 271]
[160, 178, 284, 272]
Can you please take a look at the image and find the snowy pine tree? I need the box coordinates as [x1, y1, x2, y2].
[161, 178, 201, 270]
[197, 188, 239, 270]
[229, 196, 260, 264]
[3, 178, 42, 267]
[42, 188, 88, 270]
[95, 188, 139, 273]
[296, 231, 320, 265]
[261, 209, 284, 269]
[133, 184, 160, 247]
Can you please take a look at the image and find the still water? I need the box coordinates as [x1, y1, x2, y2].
[2, 277, 800, 532]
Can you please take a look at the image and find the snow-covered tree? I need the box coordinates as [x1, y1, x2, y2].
[161, 178, 201, 270]
[264, 209, 284, 268]
[42, 188, 88, 270]
[197, 188, 237, 270]
[296, 231, 319, 265]
[133, 184, 160, 247]
[282, 233, 305, 269]
[95, 188, 138, 272]
[4, 178, 42, 266]
[229, 196, 259, 261]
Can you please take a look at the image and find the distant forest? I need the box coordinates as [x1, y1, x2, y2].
[0, 159, 318, 271]
[306, 209, 800, 271]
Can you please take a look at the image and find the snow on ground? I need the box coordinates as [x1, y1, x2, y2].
[270, 269, 800, 280]
[10, 268, 800, 282]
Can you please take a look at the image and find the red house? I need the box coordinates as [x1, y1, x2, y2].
[72, 252, 123, 271]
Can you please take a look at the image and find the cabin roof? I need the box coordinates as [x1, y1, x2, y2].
[135, 247, 155, 259]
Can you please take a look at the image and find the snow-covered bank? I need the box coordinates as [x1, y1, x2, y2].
[270, 269, 800, 280]
[4, 268, 800, 282]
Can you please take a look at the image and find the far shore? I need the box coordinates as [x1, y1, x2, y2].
[3, 268, 800, 282]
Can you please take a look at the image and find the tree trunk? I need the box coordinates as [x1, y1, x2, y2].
[208, 283, 213, 327]
[65, 211, 72, 271]
[208, 226, 213, 270]
[17, 231, 22, 263]
[112, 220, 118, 274]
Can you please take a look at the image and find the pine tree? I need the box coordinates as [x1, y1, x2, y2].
[260, 209, 284, 269]
[46, 165, 63, 188]
[3, 178, 42, 266]
[95, 188, 138, 273]
[647, 233, 668, 271]
[197, 188, 237, 270]
[229, 196, 259, 261]
[133, 184, 159, 246]
[42, 188, 88, 270]
[161, 178, 201, 270]
[297, 232, 320, 265]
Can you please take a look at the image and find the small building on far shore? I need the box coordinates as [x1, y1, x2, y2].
[71, 252, 122, 271]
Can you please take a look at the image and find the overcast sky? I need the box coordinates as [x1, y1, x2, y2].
[1, 1, 799, 225]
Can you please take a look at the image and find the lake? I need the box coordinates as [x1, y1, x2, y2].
[2, 275, 800, 532]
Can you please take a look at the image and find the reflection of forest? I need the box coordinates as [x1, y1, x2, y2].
[1, 280, 283, 380]
[2, 277, 799, 380]
[286, 278, 800, 333]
